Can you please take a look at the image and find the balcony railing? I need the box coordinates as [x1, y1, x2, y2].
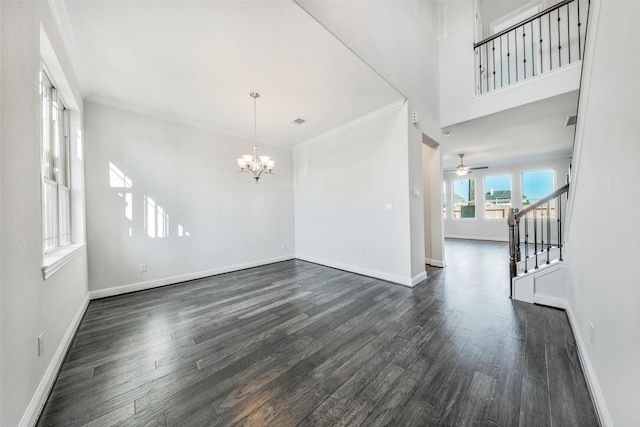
[474, 0, 589, 95]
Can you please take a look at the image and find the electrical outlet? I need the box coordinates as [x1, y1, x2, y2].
[281, 244, 286, 250]
[139, 264, 147, 273]
[590, 323, 595, 345]
[38, 333, 44, 357]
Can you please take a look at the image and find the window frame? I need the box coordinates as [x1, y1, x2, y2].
[483, 173, 513, 220]
[451, 177, 477, 220]
[41, 68, 72, 255]
[521, 168, 557, 218]
[442, 181, 447, 219]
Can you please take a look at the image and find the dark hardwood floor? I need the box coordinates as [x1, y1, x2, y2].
[37, 239, 600, 426]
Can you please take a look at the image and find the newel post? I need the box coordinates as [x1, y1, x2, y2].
[508, 208, 519, 297]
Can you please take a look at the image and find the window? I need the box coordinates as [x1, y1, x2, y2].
[442, 181, 447, 219]
[522, 169, 555, 217]
[484, 174, 512, 219]
[41, 70, 71, 253]
[453, 178, 476, 219]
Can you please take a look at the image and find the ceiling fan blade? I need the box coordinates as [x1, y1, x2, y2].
[470, 166, 489, 170]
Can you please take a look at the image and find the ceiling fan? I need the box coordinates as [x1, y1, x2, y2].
[448, 154, 489, 176]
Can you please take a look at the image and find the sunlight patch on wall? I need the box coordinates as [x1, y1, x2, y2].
[145, 196, 169, 239]
[109, 161, 132, 188]
[108, 161, 190, 239]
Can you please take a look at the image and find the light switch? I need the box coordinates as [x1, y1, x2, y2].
[384, 203, 393, 211]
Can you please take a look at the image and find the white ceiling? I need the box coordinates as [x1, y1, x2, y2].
[440, 91, 579, 170]
[58, 0, 578, 167]
[58, 0, 403, 148]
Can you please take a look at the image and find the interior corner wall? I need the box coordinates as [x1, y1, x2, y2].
[423, 143, 445, 266]
[0, 2, 88, 426]
[444, 157, 570, 242]
[293, 102, 414, 286]
[83, 101, 295, 296]
[407, 104, 426, 281]
[565, 1, 640, 424]
[296, 0, 441, 141]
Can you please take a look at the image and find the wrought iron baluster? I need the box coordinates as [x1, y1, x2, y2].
[515, 31, 519, 82]
[534, 208, 538, 269]
[567, 4, 571, 63]
[507, 35, 511, 84]
[477, 47, 483, 94]
[522, 25, 527, 79]
[531, 21, 536, 76]
[558, 9, 562, 66]
[541, 206, 545, 263]
[558, 194, 563, 261]
[547, 14, 553, 71]
[539, 17, 543, 73]
[499, 37, 503, 88]
[492, 40, 496, 90]
[577, 0, 582, 60]
[547, 202, 551, 264]
[524, 217, 529, 273]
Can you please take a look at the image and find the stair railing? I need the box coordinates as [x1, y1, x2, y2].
[474, 0, 589, 95]
[508, 183, 569, 296]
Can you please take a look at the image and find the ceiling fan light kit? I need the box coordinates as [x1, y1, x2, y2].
[456, 154, 471, 176]
[450, 153, 489, 176]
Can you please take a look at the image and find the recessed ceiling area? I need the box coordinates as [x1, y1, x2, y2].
[58, 0, 403, 147]
[440, 91, 579, 170]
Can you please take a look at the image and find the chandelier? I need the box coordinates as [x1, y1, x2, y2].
[236, 92, 275, 183]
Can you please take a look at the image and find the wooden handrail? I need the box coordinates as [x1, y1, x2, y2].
[515, 183, 569, 220]
[474, 0, 574, 48]
[508, 183, 569, 294]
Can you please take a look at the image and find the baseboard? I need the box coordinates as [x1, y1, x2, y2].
[425, 258, 447, 268]
[412, 271, 428, 287]
[533, 294, 567, 309]
[295, 254, 414, 287]
[565, 304, 613, 427]
[89, 255, 296, 299]
[444, 235, 509, 243]
[19, 294, 90, 427]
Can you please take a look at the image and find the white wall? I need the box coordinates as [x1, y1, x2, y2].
[423, 143, 446, 267]
[0, 2, 89, 426]
[444, 157, 570, 241]
[296, 0, 441, 140]
[294, 102, 417, 286]
[0, 3, 4, 424]
[407, 104, 426, 280]
[295, 0, 436, 281]
[439, 0, 582, 127]
[84, 101, 295, 296]
[565, 1, 640, 424]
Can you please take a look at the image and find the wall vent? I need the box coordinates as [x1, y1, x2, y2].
[292, 118, 306, 125]
[564, 115, 577, 127]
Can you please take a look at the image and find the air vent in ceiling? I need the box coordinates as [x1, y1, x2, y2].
[292, 118, 306, 125]
[564, 115, 577, 127]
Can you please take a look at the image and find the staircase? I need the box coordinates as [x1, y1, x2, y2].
[508, 183, 570, 307]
